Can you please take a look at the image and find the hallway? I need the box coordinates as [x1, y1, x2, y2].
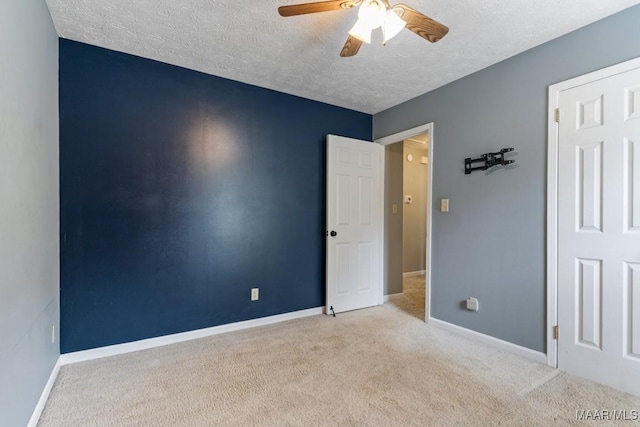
[387, 274, 425, 320]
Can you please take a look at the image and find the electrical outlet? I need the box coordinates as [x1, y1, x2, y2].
[466, 297, 479, 312]
[251, 288, 259, 301]
[51, 324, 55, 343]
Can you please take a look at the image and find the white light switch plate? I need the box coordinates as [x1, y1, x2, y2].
[441, 198, 449, 212]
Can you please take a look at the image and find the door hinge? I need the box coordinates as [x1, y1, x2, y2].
[553, 325, 559, 340]
[555, 108, 560, 123]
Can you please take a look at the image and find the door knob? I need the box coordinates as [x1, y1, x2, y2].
[330, 231, 337, 237]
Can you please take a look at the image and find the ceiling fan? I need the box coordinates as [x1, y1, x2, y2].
[278, 0, 449, 57]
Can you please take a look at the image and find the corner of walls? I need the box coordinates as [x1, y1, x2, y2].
[26, 357, 61, 427]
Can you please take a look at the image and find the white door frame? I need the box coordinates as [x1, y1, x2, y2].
[375, 123, 434, 322]
[547, 56, 640, 369]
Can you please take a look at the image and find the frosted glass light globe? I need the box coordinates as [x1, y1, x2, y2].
[357, 0, 385, 29]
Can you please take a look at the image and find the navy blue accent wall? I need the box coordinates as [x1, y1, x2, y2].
[59, 39, 372, 353]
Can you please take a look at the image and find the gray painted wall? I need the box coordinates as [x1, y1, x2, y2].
[403, 143, 428, 274]
[373, 4, 640, 352]
[0, 1, 60, 425]
[384, 143, 403, 295]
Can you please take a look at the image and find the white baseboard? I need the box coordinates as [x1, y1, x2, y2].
[383, 292, 403, 302]
[27, 357, 61, 427]
[403, 270, 426, 278]
[60, 307, 324, 365]
[428, 317, 547, 364]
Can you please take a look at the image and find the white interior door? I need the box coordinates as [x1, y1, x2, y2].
[557, 65, 640, 396]
[326, 134, 382, 314]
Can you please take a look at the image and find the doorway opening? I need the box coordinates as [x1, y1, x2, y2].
[377, 123, 433, 322]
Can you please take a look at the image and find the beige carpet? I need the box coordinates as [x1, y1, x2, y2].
[387, 274, 426, 320]
[39, 304, 640, 426]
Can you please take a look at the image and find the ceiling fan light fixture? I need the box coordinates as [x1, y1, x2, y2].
[382, 9, 406, 43]
[277, 0, 449, 58]
[357, 0, 385, 29]
[348, 18, 372, 44]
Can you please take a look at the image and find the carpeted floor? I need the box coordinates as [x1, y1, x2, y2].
[39, 284, 640, 426]
[387, 274, 426, 320]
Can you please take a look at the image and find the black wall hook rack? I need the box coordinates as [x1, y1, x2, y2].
[465, 148, 515, 175]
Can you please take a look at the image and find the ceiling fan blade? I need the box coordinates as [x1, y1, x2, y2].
[340, 35, 363, 57]
[393, 3, 449, 43]
[278, 0, 359, 17]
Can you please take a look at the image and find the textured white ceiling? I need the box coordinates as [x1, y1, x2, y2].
[45, 0, 640, 114]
